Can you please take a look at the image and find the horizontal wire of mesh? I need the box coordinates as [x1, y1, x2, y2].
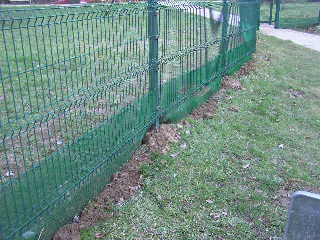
[279, 0, 320, 28]
[260, 1, 274, 24]
[1, 4, 155, 239]
[0, 1, 259, 239]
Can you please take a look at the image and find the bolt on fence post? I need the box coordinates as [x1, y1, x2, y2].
[269, 0, 274, 25]
[275, 0, 280, 28]
[220, 0, 229, 73]
[148, 0, 160, 129]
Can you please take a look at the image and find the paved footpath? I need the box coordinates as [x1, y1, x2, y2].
[260, 23, 320, 53]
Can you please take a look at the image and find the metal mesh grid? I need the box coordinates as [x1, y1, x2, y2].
[0, 1, 259, 239]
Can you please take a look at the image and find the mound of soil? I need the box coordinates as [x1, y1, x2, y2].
[190, 90, 224, 119]
[190, 59, 256, 120]
[143, 124, 180, 153]
[54, 59, 257, 240]
[54, 124, 179, 240]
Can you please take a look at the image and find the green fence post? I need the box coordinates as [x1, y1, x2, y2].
[269, 0, 274, 25]
[148, 0, 160, 128]
[275, 0, 280, 28]
[318, 9, 320, 24]
[257, 0, 261, 30]
[220, 0, 229, 73]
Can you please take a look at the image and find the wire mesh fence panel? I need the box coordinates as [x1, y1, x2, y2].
[157, 0, 258, 120]
[275, 0, 320, 28]
[0, 1, 259, 239]
[0, 4, 155, 239]
[260, 0, 274, 24]
[158, 1, 224, 118]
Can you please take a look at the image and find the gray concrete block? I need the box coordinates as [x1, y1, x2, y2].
[284, 191, 320, 240]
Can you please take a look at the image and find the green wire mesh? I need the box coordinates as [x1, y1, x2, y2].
[0, 1, 259, 239]
[260, 0, 274, 24]
[273, 0, 320, 28]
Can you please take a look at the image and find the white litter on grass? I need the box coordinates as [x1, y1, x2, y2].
[180, 142, 187, 149]
[4, 171, 15, 177]
[242, 163, 250, 169]
[210, 210, 228, 219]
[176, 124, 183, 129]
[278, 144, 284, 149]
[206, 199, 214, 204]
[170, 152, 179, 158]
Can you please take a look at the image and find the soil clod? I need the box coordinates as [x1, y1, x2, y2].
[143, 124, 180, 153]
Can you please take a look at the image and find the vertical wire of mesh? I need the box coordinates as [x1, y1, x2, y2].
[0, 4, 154, 239]
[0, 1, 258, 239]
[275, 0, 320, 28]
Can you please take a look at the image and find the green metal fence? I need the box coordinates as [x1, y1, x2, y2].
[0, 1, 259, 239]
[273, 0, 320, 28]
[260, 0, 274, 24]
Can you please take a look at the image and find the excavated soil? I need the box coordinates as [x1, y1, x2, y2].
[53, 124, 179, 240]
[190, 89, 224, 119]
[142, 124, 181, 153]
[273, 180, 320, 209]
[190, 59, 256, 120]
[54, 59, 257, 240]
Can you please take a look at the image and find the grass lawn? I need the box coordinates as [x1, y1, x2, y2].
[260, 2, 274, 23]
[81, 34, 320, 239]
[279, 2, 320, 28]
[260, 2, 320, 28]
[0, 3, 230, 238]
[0, 3, 221, 170]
